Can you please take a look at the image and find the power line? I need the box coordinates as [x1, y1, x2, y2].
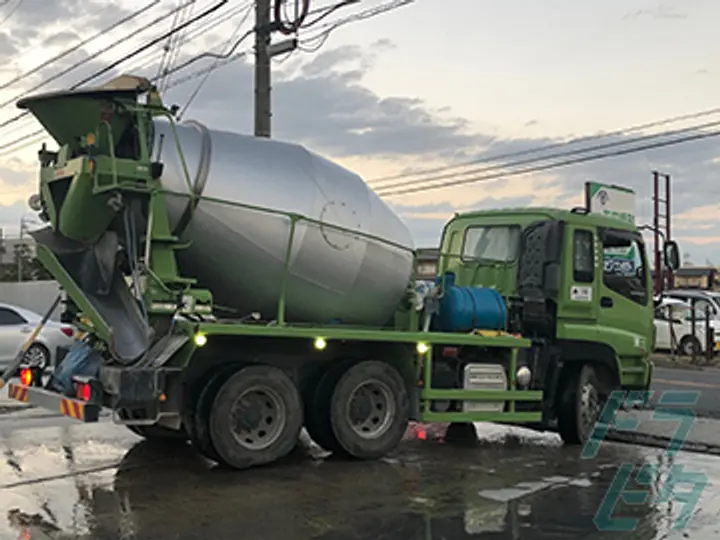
[0, 0, 199, 130]
[155, 1, 186, 89]
[300, 0, 360, 28]
[0, 0, 24, 28]
[0, 42, 258, 190]
[377, 129, 720, 198]
[297, 0, 413, 52]
[374, 117, 720, 194]
[0, 0, 229, 132]
[370, 105, 720, 185]
[0, 0, 162, 94]
[161, 0, 198, 91]
[178, 1, 255, 119]
[0, 2, 246, 152]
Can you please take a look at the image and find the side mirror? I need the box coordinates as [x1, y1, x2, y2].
[663, 241, 680, 270]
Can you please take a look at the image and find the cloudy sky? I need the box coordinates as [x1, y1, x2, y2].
[0, 0, 718, 264]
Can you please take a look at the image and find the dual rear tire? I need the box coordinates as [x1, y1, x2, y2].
[305, 360, 410, 459]
[188, 360, 410, 470]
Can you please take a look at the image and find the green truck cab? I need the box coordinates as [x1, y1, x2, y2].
[437, 207, 678, 441]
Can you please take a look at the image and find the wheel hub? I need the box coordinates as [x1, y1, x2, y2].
[345, 379, 395, 440]
[580, 381, 601, 435]
[23, 347, 46, 368]
[230, 386, 286, 451]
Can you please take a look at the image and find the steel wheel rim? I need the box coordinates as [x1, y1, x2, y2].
[230, 385, 286, 451]
[345, 379, 395, 440]
[23, 346, 46, 369]
[580, 381, 601, 436]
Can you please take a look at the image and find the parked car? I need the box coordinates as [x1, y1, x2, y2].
[661, 289, 720, 323]
[0, 302, 76, 371]
[653, 297, 719, 356]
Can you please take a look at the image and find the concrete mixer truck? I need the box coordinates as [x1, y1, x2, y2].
[3, 75, 680, 470]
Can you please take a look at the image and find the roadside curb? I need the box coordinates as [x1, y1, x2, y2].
[0, 404, 34, 415]
[608, 428, 720, 456]
[652, 357, 720, 371]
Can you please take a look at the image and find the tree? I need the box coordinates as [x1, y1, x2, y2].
[0, 242, 54, 282]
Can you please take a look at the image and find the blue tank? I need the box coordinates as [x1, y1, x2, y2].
[434, 273, 507, 333]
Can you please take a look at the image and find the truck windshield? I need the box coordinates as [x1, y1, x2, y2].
[462, 225, 520, 262]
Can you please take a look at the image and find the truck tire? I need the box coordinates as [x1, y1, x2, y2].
[304, 360, 354, 453]
[329, 360, 410, 460]
[209, 364, 303, 470]
[679, 336, 701, 357]
[185, 372, 229, 464]
[557, 363, 607, 446]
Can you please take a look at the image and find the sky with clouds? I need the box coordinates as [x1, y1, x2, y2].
[0, 0, 718, 264]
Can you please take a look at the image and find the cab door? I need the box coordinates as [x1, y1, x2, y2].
[595, 228, 653, 359]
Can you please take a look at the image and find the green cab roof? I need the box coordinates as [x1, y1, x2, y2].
[451, 206, 640, 231]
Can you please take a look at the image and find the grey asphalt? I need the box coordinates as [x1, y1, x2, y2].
[2, 412, 720, 539]
[650, 365, 720, 418]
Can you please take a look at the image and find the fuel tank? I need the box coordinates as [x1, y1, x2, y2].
[153, 120, 415, 326]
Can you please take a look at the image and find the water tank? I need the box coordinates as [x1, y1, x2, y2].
[152, 120, 415, 326]
[434, 273, 507, 332]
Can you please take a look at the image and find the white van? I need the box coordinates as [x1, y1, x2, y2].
[653, 297, 720, 355]
[660, 289, 720, 332]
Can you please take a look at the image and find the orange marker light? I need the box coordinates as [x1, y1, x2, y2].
[20, 368, 33, 386]
[86, 133, 96, 146]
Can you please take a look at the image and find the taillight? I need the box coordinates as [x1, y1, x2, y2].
[76, 383, 92, 401]
[20, 368, 33, 386]
[60, 327, 74, 337]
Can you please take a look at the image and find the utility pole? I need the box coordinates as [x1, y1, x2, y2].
[254, 0, 272, 138]
[253, 0, 303, 138]
[652, 171, 672, 294]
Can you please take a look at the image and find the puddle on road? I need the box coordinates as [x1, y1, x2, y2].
[0, 421, 719, 539]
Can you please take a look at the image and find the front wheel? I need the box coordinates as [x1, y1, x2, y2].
[557, 364, 608, 446]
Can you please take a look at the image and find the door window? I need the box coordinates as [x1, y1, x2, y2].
[0, 308, 26, 325]
[602, 230, 648, 305]
[573, 230, 594, 283]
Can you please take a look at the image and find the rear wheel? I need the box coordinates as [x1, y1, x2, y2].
[184, 372, 230, 464]
[209, 364, 303, 470]
[329, 360, 410, 460]
[557, 363, 608, 446]
[304, 360, 354, 453]
[679, 335, 702, 357]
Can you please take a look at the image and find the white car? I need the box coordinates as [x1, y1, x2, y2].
[653, 297, 719, 356]
[0, 302, 76, 372]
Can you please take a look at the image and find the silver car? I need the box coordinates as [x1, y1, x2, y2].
[0, 302, 76, 371]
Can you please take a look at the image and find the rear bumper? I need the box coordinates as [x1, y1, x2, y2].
[8, 383, 101, 422]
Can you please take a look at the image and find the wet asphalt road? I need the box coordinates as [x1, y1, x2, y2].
[651, 366, 720, 418]
[1, 412, 720, 539]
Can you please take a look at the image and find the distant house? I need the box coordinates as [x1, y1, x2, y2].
[670, 266, 719, 291]
[416, 247, 440, 280]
